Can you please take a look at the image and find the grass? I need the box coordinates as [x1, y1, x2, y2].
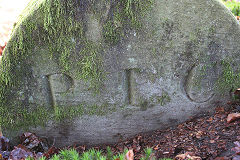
[222, 0, 240, 16]
[25, 147, 172, 160]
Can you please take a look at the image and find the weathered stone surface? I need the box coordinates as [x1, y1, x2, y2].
[1, 0, 240, 147]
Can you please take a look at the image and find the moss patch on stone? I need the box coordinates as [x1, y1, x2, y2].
[103, 0, 154, 45]
[0, 106, 50, 131]
[149, 91, 171, 106]
[215, 60, 240, 94]
[1, 102, 117, 131]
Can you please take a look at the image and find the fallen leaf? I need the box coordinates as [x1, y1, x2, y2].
[195, 131, 203, 139]
[125, 149, 134, 160]
[206, 117, 213, 122]
[215, 107, 225, 113]
[9, 145, 33, 160]
[0, 127, 2, 137]
[215, 157, 229, 160]
[154, 144, 159, 150]
[232, 141, 240, 155]
[233, 155, 240, 160]
[0, 136, 9, 151]
[43, 146, 59, 159]
[0, 48, 2, 56]
[175, 152, 201, 160]
[227, 113, 240, 123]
[0, 151, 10, 159]
[20, 132, 41, 150]
[0, 43, 6, 56]
[210, 140, 215, 144]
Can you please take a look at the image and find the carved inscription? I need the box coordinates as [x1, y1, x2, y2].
[184, 64, 215, 103]
[42, 75, 54, 107]
[44, 74, 74, 107]
[125, 69, 138, 106]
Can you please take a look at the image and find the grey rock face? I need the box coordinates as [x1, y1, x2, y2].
[1, 0, 240, 147]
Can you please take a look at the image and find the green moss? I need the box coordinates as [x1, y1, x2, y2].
[139, 100, 149, 111]
[137, 91, 171, 111]
[103, 20, 123, 45]
[40, 0, 104, 90]
[156, 92, 171, 106]
[103, 0, 154, 45]
[215, 60, 240, 94]
[75, 41, 104, 93]
[191, 64, 208, 90]
[52, 103, 117, 123]
[1, 102, 117, 131]
[0, 106, 51, 131]
[149, 91, 171, 106]
[0, 20, 37, 107]
[191, 58, 240, 95]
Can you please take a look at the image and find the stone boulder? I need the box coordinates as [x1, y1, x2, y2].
[0, 0, 240, 147]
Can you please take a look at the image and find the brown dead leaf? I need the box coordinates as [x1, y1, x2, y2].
[43, 146, 59, 159]
[215, 107, 225, 113]
[206, 117, 213, 122]
[175, 152, 201, 160]
[227, 113, 240, 123]
[232, 141, 240, 155]
[0, 127, 2, 137]
[196, 131, 203, 139]
[125, 149, 134, 160]
[215, 157, 228, 160]
[0, 48, 3, 56]
[0, 136, 9, 151]
[154, 144, 159, 150]
[9, 145, 33, 160]
[0, 43, 6, 56]
[210, 140, 215, 144]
